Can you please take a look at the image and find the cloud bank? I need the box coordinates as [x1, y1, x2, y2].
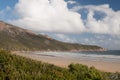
[72, 4, 120, 35]
[11, 0, 85, 33]
[54, 33, 75, 43]
[9, 0, 120, 35]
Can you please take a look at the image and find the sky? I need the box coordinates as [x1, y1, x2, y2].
[0, 0, 120, 50]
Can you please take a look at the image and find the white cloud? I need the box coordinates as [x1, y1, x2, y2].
[67, 0, 76, 4]
[54, 34, 75, 43]
[10, 0, 85, 33]
[84, 38, 89, 42]
[8, 0, 120, 35]
[85, 4, 120, 35]
[72, 4, 120, 35]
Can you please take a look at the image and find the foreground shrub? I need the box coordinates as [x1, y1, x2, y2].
[0, 50, 118, 80]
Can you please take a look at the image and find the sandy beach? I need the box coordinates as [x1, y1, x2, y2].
[12, 52, 120, 73]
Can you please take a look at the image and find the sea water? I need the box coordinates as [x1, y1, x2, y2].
[32, 50, 120, 63]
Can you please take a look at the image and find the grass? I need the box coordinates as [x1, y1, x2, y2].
[1, 50, 119, 80]
[0, 21, 103, 51]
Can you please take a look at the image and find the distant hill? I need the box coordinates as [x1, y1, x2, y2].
[0, 21, 104, 51]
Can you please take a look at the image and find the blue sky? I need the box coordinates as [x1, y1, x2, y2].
[76, 0, 120, 11]
[0, 0, 18, 9]
[0, 0, 120, 50]
[1, 0, 119, 10]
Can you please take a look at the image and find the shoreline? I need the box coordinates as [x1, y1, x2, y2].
[12, 51, 120, 73]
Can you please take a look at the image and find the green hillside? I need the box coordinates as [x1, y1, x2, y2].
[0, 21, 104, 51]
[1, 50, 119, 80]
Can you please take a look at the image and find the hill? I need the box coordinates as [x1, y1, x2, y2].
[0, 21, 104, 51]
[0, 50, 115, 80]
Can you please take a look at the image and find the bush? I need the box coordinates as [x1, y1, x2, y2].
[0, 50, 116, 80]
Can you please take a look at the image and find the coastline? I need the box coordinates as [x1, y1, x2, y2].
[12, 48, 107, 53]
[12, 51, 120, 73]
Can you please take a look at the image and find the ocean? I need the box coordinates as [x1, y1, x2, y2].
[33, 50, 120, 63]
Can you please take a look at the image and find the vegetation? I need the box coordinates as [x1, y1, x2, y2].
[0, 21, 103, 51]
[1, 50, 120, 80]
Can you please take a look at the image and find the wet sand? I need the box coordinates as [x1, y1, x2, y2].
[12, 52, 120, 72]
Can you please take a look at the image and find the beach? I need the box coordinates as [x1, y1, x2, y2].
[12, 51, 120, 72]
